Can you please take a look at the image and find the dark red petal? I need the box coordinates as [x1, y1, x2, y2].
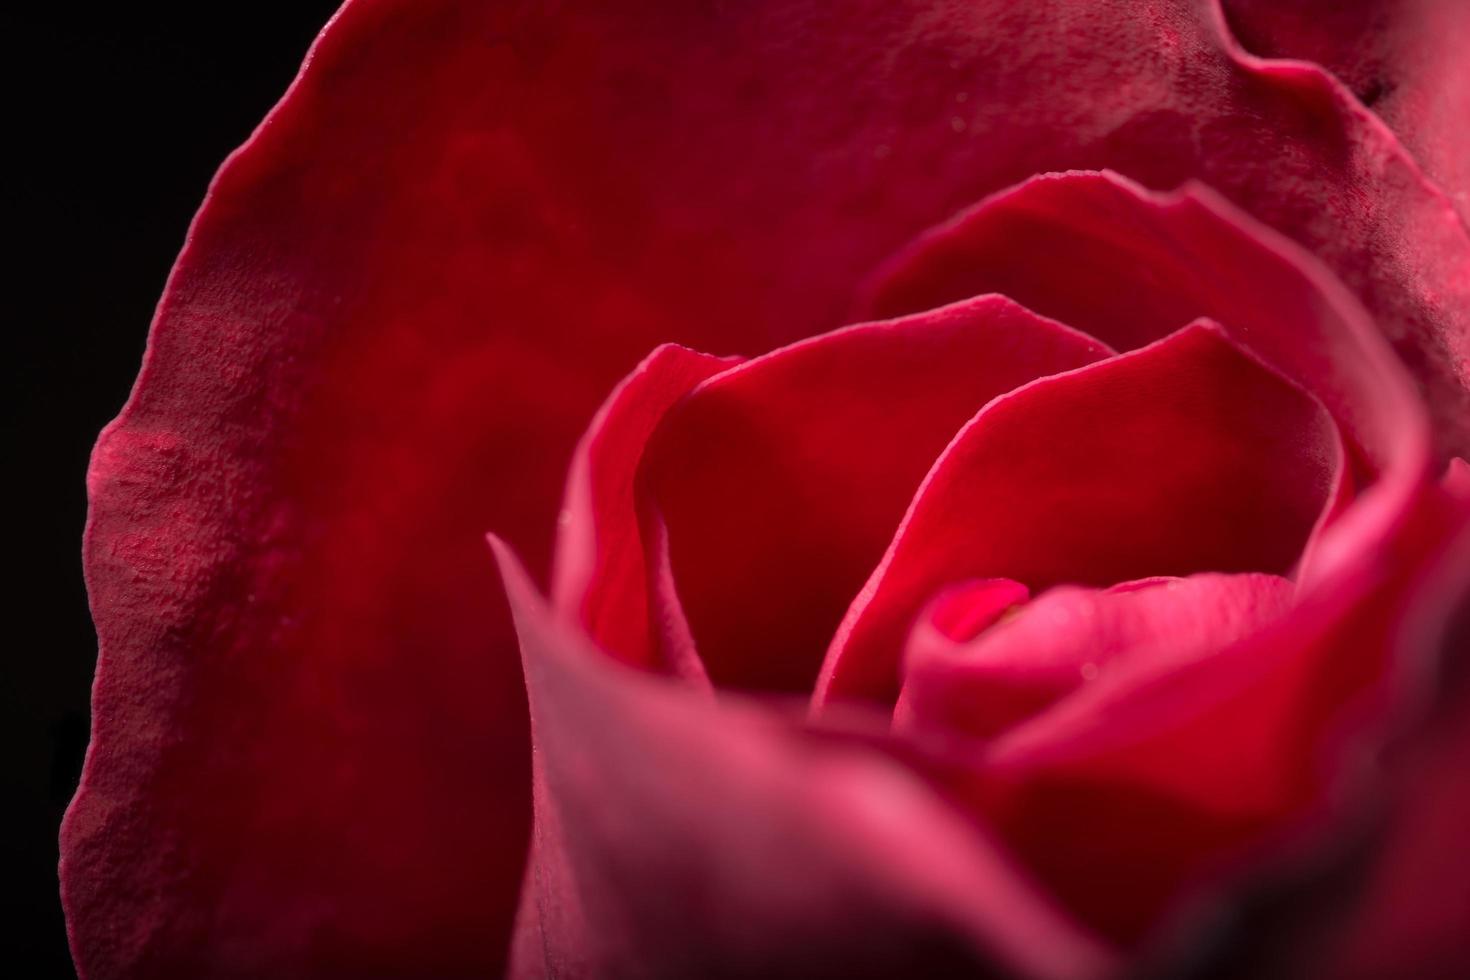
[1321, 694, 1470, 978]
[1219, 0, 1470, 222]
[552, 344, 737, 670]
[895, 573, 1295, 740]
[1445, 457, 1470, 499]
[965, 485, 1470, 950]
[862, 171, 1429, 479]
[1309, 520, 1470, 979]
[66, 0, 1466, 975]
[1150, 494, 1470, 979]
[816, 322, 1344, 709]
[491, 539, 1112, 980]
[637, 296, 1110, 694]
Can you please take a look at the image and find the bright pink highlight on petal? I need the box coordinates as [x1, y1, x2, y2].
[925, 578, 1032, 644]
[895, 573, 1294, 741]
[636, 296, 1110, 694]
[817, 322, 1344, 709]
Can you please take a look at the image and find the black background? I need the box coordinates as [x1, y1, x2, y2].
[6, 4, 342, 973]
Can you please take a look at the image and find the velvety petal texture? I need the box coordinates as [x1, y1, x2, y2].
[64, 0, 1470, 977]
[1220, 0, 1470, 220]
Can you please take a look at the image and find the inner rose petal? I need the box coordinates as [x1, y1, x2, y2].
[894, 572, 1296, 741]
[815, 321, 1346, 710]
[924, 578, 1032, 644]
[552, 344, 738, 670]
[938, 487, 1470, 948]
[859, 170, 1426, 481]
[634, 296, 1111, 694]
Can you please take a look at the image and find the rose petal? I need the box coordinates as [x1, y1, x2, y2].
[67, 0, 1466, 974]
[1309, 520, 1470, 979]
[861, 170, 1427, 480]
[1149, 495, 1470, 979]
[1219, 0, 1470, 221]
[1444, 457, 1470, 500]
[1320, 693, 1470, 979]
[552, 343, 737, 670]
[895, 573, 1296, 740]
[817, 321, 1344, 709]
[959, 484, 1470, 951]
[491, 537, 1112, 980]
[637, 296, 1110, 694]
[921, 578, 1033, 645]
[858, 168, 1431, 603]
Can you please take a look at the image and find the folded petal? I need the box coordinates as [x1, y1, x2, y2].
[1144, 497, 1470, 979]
[896, 573, 1295, 740]
[1219, 0, 1470, 221]
[861, 170, 1428, 478]
[817, 322, 1343, 709]
[1445, 457, 1470, 499]
[552, 343, 737, 669]
[637, 296, 1109, 694]
[961, 484, 1470, 951]
[916, 578, 1033, 645]
[492, 538, 1112, 980]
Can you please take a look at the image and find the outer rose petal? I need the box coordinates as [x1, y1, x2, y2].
[1219, 0, 1470, 220]
[817, 322, 1344, 708]
[491, 539, 1111, 980]
[65, 0, 1468, 976]
[636, 296, 1109, 694]
[895, 573, 1296, 740]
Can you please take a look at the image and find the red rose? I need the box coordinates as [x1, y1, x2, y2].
[63, 2, 1470, 978]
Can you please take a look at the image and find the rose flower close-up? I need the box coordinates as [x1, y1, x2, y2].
[59, 1, 1470, 978]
